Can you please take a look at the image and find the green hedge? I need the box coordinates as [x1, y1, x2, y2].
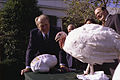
[0, 0, 42, 79]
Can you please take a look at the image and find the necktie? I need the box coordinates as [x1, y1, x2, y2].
[45, 34, 48, 40]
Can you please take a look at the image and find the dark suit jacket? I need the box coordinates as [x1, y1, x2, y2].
[26, 27, 60, 66]
[59, 49, 87, 70]
[105, 14, 120, 34]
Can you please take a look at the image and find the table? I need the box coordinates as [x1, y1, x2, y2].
[24, 71, 83, 80]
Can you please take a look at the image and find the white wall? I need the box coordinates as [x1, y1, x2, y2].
[37, 0, 67, 10]
[107, 7, 120, 14]
[0, 0, 6, 9]
[37, 0, 67, 17]
[37, 0, 68, 28]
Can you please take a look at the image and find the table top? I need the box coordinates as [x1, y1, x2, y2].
[24, 71, 83, 80]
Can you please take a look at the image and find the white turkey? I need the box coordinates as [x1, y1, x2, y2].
[55, 24, 120, 76]
[30, 54, 57, 72]
[112, 63, 120, 80]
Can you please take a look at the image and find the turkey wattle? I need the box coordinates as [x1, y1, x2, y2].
[60, 24, 120, 75]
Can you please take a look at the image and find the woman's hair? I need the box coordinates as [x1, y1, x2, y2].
[84, 18, 96, 24]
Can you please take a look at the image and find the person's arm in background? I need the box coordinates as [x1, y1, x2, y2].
[59, 49, 69, 72]
[59, 49, 67, 67]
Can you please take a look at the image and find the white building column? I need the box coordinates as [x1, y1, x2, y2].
[57, 17, 63, 30]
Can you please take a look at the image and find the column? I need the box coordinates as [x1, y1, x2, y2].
[57, 17, 63, 30]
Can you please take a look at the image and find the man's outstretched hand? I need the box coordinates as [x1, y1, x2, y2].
[21, 68, 31, 75]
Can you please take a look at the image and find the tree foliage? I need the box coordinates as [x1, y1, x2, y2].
[87, 0, 120, 7]
[63, 0, 120, 30]
[63, 0, 96, 29]
[71, 0, 120, 7]
[0, 0, 42, 62]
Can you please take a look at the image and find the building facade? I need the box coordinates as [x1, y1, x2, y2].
[0, 0, 6, 9]
[0, 0, 67, 29]
[1, 0, 120, 29]
[37, 0, 67, 29]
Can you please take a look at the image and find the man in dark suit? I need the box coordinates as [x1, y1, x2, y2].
[94, 7, 119, 76]
[95, 6, 120, 34]
[21, 14, 60, 75]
